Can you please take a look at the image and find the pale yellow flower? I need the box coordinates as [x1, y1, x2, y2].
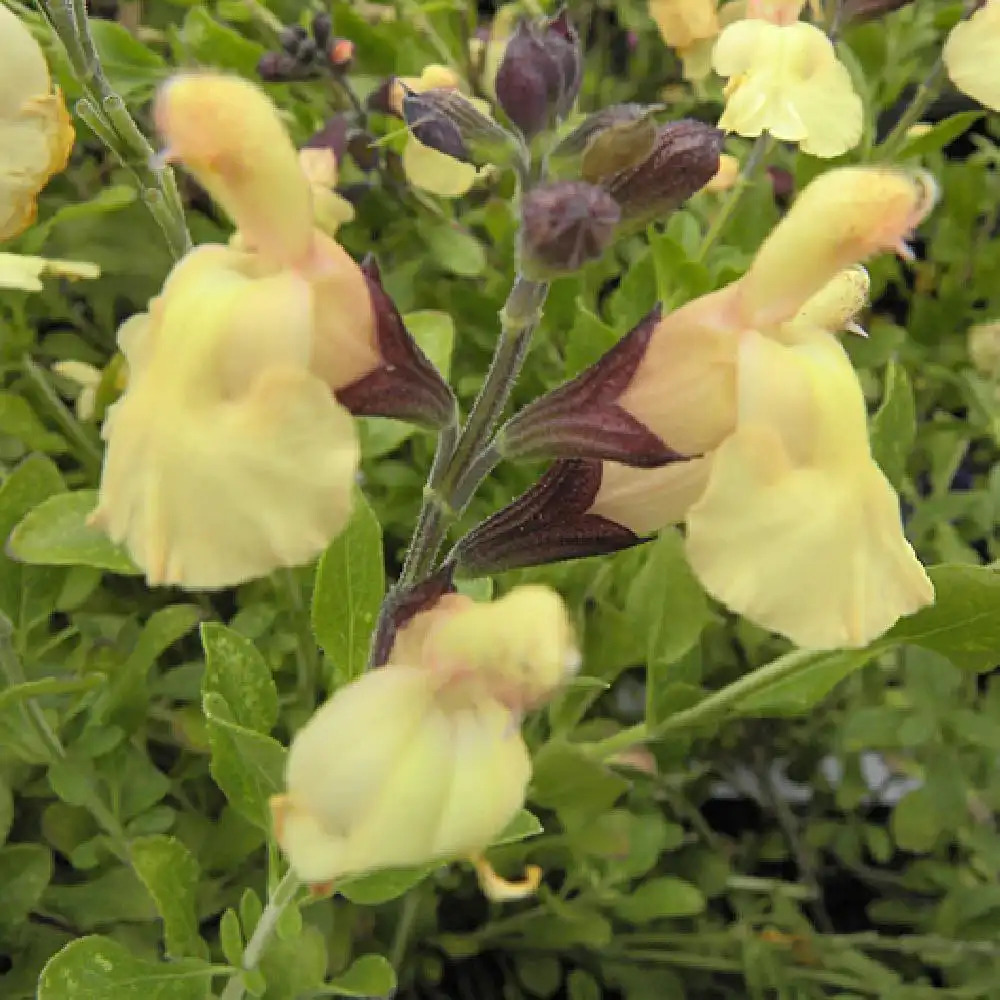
[678, 2, 746, 81]
[746, 0, 805, 23]
[93, 75, 379, 589]
[273, 585, 574, 887]
[52, 359, 104, 421]
[0, 7, 74, 240]
[713, 19, 862, 157]
[393, 65, 480, 198]
[0, 253, 98, 292]
[90, 247, 360, 589]
[590, 167, 936, 650]
[944, 0, 1000, 113]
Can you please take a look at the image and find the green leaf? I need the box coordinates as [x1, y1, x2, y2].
[531, 743, 629, 817]
[891, 786, 943, 853]
[338, 864, 436, 905]
[0, 843, 52, 928]
[884, 564, 1000, 671]
[0, 392, 65, 452]
[258, 923, 328, 1000]
[0, 455, 64, 620]
[7, 490, 140, 574]
[735, 648, 879, 716]
[325, 954, 398, 998]
[219, 908, 243, 966]
[89, 21, 166, 97]
[37, 936, 217, 1000]
[312, 494, 384, 688]
[200, 622, 278, 734]
[614, 876, 706, 922]
[897, 111, 983, 159]
[130, 836, 204, 959]
[203, 692, 286, 830]
[19, 185, 137, 251]
[178, 8, 267, 74]
[566, 969, 602, 1000]
[870, 361, 916, 489]
[0, 673, 104, 714]
[424, 222, 487, 277]
[492, 808, 544, 847]
[627, 529, 710, 725]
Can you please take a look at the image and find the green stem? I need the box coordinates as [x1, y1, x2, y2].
[695, 135, 773, 263]
[876, 63, 946, 161]
[220, 869, 300, 1000]
[586, 647, 821, 760]
[38, 0, 191, 257]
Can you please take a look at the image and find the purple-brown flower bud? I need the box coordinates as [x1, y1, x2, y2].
[495, 10, 582, 139]
[335, 257, 456, 429]
[401, 86, 517, 166]
[606, 120, 723, 227]
[520, 181, 620, 278]
[454, 460, 642, 577]
[499, 306, 681, 466]
[551, 104, 664, 183]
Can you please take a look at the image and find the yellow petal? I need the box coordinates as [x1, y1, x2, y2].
[0, 252, 99, 291]
[589, 457, 714, 536]
[277, 665, 530, 884]
[472, 855, 542, 902]
[649, 0, 720, 50]
[737, 166, 937, 328]
[402, 137, 478, 197]
[944, 1, 1000, 113]
[782, 266, 869, 341]
[0, 7, 75, 241]
[155, 73, 313, 269]
[685, 330, 933, 649]
[420, 585, 579, 711]
[619, 286, 741, 455]
[92, 253, 358, 589]
[715, 22, 861, 158]
[746, 0, 806, 23]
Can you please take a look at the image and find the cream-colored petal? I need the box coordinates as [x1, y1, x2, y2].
[402, 138, 478, 198]
[0, 252, 98, 291]
[944, 1, 1000, 113]
[784, 266, 869, 339]
[155, 74, 313, 269]
[789, 59, 863, 158]
[685, 331, 933, 649]
[737, 167, 937, 328]
[619, 285, 741, 454]
[93, 366, 358, 589]
[0, 8, 53, 116]
[650, 0, 720, 49]
[589, 456, 714, 536]
[712, 18, 769, 77]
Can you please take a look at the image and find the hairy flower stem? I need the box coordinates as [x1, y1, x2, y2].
[369, 277, 549, 667]
[585, 647, 823, 760]
[219, 869, 300, 1000]
[37, 0, 191, 258]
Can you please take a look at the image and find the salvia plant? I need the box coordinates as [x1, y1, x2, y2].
[1, 0, 1000, 998]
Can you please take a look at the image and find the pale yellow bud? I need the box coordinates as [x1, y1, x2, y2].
[0, 7, 75, 240]
[704, 152, 740, 193]
[738, 166, 937, 328]
[155, 73, 313, 269]
[273, 665, 530, 885]
[422, 585, 580, 712]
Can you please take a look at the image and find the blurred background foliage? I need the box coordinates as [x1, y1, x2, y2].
[3, 0, 1000, 998]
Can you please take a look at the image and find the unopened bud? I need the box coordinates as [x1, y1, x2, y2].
[552, 104, 665, 184]
[495, 10, 582, 138]
[257, 51, 299, 83]
[311, 12, 332, 49]
[402, 87, 517, 166]
[304, 114, 349, 163]
[520, 181, 620, 278]
[328, 38, 354, 71]
[606, 120, 723, 227]
[279, 24, 309, 55]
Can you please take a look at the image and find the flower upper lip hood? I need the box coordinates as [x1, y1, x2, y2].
[0, 5, 75, 240]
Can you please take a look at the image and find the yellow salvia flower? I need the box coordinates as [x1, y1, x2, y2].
[273, 584, 576, 888]
[93, 75, 378, 589]
[89, 246, 359, 589]
[944, 0, 1000, 113]
[298, 147, 355, 237]
[649, 0, 720, 50]
[589, 168, 936, 650]
[712, 19, 862, 157]
[0, 253, 98, 292]
[0, 7, 74, 240]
